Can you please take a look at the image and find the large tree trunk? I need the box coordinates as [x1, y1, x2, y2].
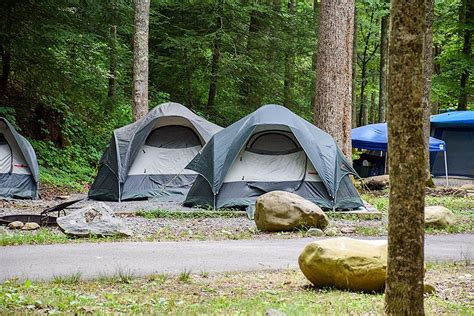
[206, 6, 223, 114]
[314, 0, 354, 160]
[132, 0, 150, 122]
[457, 0, 473, 110]
[385, 0, 426, 314]
[378, 14, 389, 123]
[423, 0, 435, 186]
[310, 0, 320, 111]
[283, 0, 296, 109]
[351, 5, 358, 128]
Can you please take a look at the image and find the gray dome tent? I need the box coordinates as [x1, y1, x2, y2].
[89, 102, 222, 201]
[184, 104, 363, 213]
[0, 118, 39, 199]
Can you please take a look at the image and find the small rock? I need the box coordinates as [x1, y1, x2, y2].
[56, 195, 71, 200]
[324, 227, 339, 236]
[8, 221, 24, 229]
[21, 222, 40, 230]
[340, 227, 356, 234]
[306, 228, 324, 237]
[424, 283, 436, 294]
[265, 309, 287, 316]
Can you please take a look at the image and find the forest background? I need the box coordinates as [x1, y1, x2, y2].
[0, 0, 472, 190]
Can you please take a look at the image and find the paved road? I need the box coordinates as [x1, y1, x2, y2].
[1, 234, 472, 281]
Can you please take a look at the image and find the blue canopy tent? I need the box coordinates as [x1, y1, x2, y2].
[352, 123, 448, 184]
[431, 111, 474, 178]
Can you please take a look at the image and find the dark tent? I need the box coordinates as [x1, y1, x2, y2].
[184, 104, 364, 214]
[88, 102, 222, 201]
[0, 118, 39, 199]
[431, 111, 474, 178]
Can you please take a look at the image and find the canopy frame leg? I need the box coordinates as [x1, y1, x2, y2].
[444, 150, 449, 186]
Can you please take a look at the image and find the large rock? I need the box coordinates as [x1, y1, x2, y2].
[363, 175, 389, 190]
[57, 203, 133, 237]
[254, 191, 329, 232]
[8, 221, 24, 229]
[21, 222, 40, 230]
[425, 206, 456, 228]
[298, 237, 387, 292]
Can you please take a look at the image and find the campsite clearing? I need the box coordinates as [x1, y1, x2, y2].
[1, 192, 472, 246]
[1, 263, 471, 314]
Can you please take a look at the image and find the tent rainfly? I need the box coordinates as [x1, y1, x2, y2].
[0, 117, 39, 199]
[88, 102, 222, 201]
[351, 122, 449, 185]
[431, 111, 474, 179]
[183, 104, 364, 214]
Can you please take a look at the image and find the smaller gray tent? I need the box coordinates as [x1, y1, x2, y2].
[0, 118, 39, 199]
[184, 104, 363, 212]
[89, 102, 222, 201]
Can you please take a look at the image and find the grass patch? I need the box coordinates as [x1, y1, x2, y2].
[136, 209, 246, 219]
[0, 228, 127, 247]
[178, 270, 192, 283]
[0, 228, 70, 246]
[52, 272, 82, 285]
[0, 265, 471, 314]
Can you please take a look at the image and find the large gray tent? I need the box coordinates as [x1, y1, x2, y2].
[0, 117, 39, 199]
[88, 103, 222, 201]
[184, 104, 364, 212]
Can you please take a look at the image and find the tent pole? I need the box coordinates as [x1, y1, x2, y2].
[444, 150, 449, 187]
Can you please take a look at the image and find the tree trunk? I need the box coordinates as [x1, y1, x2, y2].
[314, 0, 354, 160]
[358, 62, 368, 126]
[132, 0, 150, 122]
[105, 25, 117, 117]
[457, 0, 473, 111]
[283, 0, 296, 109]
[378, 14, 389, 123]
[423, 0, 435, 186]
[206, 7, 223, 114]
[362, 94, 368, 125]
[310, 0, 320, 111]
[352, 5, 358, 128]
[0, 1, 13, 92]
[431, 45, 441, 115]
[370, 92, 375, 124]
[385, 0, 426, 314]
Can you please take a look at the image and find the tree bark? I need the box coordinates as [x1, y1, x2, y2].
[206, 5, 223, 114]
[431, 45, 441, 115]
[351, 5, 358, 128]
[310, 0, 320, 111]
[314, 0, 354, 160]
[378, 14, 389, 123]
[457, 0, 473, 110]
[0, 1, 13, 92]
[385, 0, 426, 314]
[423, 0, 435, 185]
[369, 92, 375, 124]
[105, 25, 118, 117]
[283, 0, 296, 109]
[132, 0, 150, 122]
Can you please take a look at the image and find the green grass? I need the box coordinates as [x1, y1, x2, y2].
[1, 265, 471, 314]
[52, 272, 82, 285]
[136, 209, 246, 219]
[0, 228, 126, 247]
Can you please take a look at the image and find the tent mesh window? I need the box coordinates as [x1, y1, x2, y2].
[145, 125, 202, 149]
[246, 130, 302, 155]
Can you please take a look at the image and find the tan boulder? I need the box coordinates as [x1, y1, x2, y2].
[298, 237, 387, 292]
[254, 191, 329, 232]
[425, 206, 456, 228]
[363, 175, 389, 190]
[8, 221, 24, 229]
[22, 222, 40, 230]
